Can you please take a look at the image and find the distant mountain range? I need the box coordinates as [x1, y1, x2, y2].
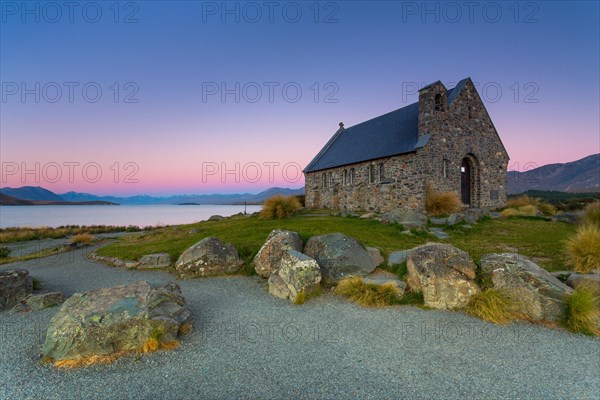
[507, 154, 599, 194]
[0, 186, 305, 206]
[0, 193, 116, 206]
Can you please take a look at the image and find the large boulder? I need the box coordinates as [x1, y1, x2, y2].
[304, 233, 377, 284]
[269, 250, 322, 302]
[0, 269, 33, 311]
[366, 247, 384, 267]
[175, 237, 243, 277]
[480, 253, 573, 321]
[139, 253, 171, 269]
[42, 281, 190, 363]
[253, 230, 303, 278]
[381, 209, 428, 229]
[406, 243, 480, 309]
[13, 292, 66, 312]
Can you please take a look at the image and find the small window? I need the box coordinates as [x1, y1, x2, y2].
[434, 93, 443, 111]
[322, 174, 326, 188]
[369, 165, 376, 184]
[468, 106, 472, 119]
[443, 159, 449, 178]
[350, 168, 355, 185]
[327, 172, 333, 187]
[343, 170, 348, 185]
[379, 164, 385, 182]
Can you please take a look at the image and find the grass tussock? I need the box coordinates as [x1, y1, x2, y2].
[564, 287, 600, 336]
[335, 276, 403, 307]
[293, 290, 306, 305]
[178, 322, 193, 335]
[0, 246, 10, 258]
[425, 184, 462, 216]
[566, 224, 600, 273]
[504, 195, 556, 216]
[0, 225, 144, 243]
[581, 201, 600, 227]
[259, 195, 302, 219]
[465, 288, 525, 324]
[53, 351, 129, 368]
[70, 233, 94, 245]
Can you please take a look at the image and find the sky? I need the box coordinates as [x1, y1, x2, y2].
[1, 0, 599, 196]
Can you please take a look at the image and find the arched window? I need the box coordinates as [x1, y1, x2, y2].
[322, 174, 326, 188]
[443, 159, 449, 178]
[327, 172, 333, 187]
[369, 165, 376, 184]
[350, 168, 355, 185]
[379, 163, 385, 182]
[434, 93, 443, 111]
[343, 170, 348, 185]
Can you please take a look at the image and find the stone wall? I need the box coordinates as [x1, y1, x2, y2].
[305, 78, 509, 212]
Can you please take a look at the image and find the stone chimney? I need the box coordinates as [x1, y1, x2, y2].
[418, 80, 447, 137]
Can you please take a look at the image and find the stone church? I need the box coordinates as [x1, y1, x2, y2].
[303, 78, 509, 212]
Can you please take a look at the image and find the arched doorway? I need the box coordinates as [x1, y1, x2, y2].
[461, 157, 472, 206]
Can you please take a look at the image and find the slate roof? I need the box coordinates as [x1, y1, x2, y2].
[304, 78, 470, 173]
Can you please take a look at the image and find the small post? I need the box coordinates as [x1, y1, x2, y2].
[244, 201, 247, 215]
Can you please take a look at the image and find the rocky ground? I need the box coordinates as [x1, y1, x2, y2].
[1, 242, 599, 400]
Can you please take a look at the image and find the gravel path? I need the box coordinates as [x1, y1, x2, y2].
[1, 245, 599, 400]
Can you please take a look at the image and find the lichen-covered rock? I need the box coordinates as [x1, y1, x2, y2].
[268, 274, 291, 300]
[0, 269, 33, 311]
[480, 253, 573, 321]
[304, 233, 377, 284]
[407, 243, 480, 309]
[175, 237, 243, 277]
[388, 250, 412, 267]
[253, 230, 303, 278]
[566, 273, 600, 296]
[41, 281, 189, 362]
[13, 292, 66, 312]
[272, 250, 322, 302]
[139, 253, 171, 269]
[381, 209, 428, 229]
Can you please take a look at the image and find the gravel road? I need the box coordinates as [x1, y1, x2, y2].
[1, 244, 599, 400]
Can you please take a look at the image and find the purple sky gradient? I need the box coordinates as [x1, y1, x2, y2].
[1, 1, 598, 196]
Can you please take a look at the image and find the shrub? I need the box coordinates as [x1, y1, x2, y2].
[566, 224, 600, 273]
[506, 195, 536, 208]
[0, 246, 11, 258]
[70, 233, 94, 245]
[581, 201, 600, 227]
[425, 184, 462, 216]
[335, 276, 403, 307]
[259, 195, 302, 219]
[501, 205, 539, 217]
[564, 287, 600, 336]
[465, 288, 525, 324]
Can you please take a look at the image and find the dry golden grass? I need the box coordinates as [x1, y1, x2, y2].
[53, 351, 129, 368]
[69, 233, 94, 245]
[565, 287, 600, 336]
[425, 184, 462, 216]
[259, 195, 302, 219]
[566, 224, 600, 273]
[335, 276, 402, 307]
[501, 205, 540, 217]
[141, 338, 160, 353]
[506, 195, 536, 208]
[178, 322, 193, 335]
[581, 201, 600, 227]
[465, 288, 525, 324]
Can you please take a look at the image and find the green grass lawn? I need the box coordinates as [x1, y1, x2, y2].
[96, 212, 576, 273]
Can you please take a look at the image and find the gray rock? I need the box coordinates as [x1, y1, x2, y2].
[253, 230, 303, 278]
[359, 212, 377, 219]
[366, 247, 384, 267]
[380, 209, 428, 229]
[489, 211, 502, 219]
[428, 228, 449, 239]
[447, 212, 464, 225]
[407, 243, 480, 309]
[566, 273, 600, 296]
[429, 217, 447, 225]
[552, 212, 581, 224]
[268, 274, 290, 300]
[139, 253, 171, 269]
[208, 215, 224, 221]
[13, 292, 66, 312]
[304, 233, 377, 284]
[480, 253, 573, 322]
[0, 269, 33, 311]
[551, 270, 573, 282]
[41, 281, 190, 362]
[272, 250, 322, 302]
[188, 228, 200, 234]
[364, 270, 407, 294]
[175, 237, 244, 278]
[388, 250, 412, 267]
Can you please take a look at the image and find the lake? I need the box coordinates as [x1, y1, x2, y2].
[0, 205, 263, 228]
